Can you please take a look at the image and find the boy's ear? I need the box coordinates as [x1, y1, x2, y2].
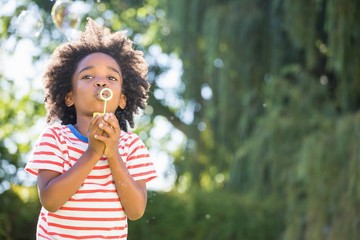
[65, 92, 74, 107]
[119, 93, 127, 109]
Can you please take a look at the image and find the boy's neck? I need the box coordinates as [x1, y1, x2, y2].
[73, 116, 91, 137]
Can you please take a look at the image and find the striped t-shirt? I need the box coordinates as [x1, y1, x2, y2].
[25, 124, 157, 239]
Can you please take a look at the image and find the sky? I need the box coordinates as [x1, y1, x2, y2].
[1, 0, 185, 192]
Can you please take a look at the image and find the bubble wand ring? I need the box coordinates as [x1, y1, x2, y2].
[93, 88, 113, 117]
[100, 88, 113, 114]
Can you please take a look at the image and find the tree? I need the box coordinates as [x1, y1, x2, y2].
[159, 0, 360, 238]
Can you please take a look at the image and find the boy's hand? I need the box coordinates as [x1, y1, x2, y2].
[87, 114, 106, 157]
[94, 113, 121, 159]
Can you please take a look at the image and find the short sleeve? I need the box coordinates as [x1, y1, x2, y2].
[126, 133, 157, 182]
[25, 125, 66, 176]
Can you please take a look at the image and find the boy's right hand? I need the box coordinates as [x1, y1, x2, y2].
[87, 114, 106, 157]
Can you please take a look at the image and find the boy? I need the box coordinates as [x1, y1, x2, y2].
[26, 18, 157, 239]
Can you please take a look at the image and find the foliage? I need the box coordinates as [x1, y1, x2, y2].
[0, 186, 41, 239]
[129, 190, 283, 240]
[161, 0, 360, 239]
[283, 112, 360, 240]
[162, 0, 360, 189]
[0, 79, 45, 190]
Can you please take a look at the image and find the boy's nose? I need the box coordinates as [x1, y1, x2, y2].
[95, 80, 107, 87]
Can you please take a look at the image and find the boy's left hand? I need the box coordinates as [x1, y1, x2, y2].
[95, 112, 121, 159]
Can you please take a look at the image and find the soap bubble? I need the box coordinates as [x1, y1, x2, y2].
[51, 0, 88, 40]
[15, 9, 44, 38]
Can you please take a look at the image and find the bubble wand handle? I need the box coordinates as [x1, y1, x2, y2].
[103, 100, 107, 115]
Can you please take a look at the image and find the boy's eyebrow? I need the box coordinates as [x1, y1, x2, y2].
[108, 66, 122, 76]
[78, 66, 122, 76]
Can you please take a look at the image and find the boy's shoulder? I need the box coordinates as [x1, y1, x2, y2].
[120, 130, 144, 144]
[120, 130, 135, 141]
[44, 122, 68, 131]
[40, 123, 71, 137]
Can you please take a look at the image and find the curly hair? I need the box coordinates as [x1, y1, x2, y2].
[43, 18, 149, 132]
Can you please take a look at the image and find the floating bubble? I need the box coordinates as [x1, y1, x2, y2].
[51, 0, 87, 40]
[15, 10, 44, 38]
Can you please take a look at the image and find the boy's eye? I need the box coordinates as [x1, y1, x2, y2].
[108, 76, 117, 81]
[82, 75, 93, 80]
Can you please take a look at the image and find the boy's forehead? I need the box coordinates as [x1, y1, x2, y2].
[79, 52, 116, 62]
[77, 52, 121, 70]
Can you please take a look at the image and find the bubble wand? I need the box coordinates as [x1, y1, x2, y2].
[93, 88, 113, 117]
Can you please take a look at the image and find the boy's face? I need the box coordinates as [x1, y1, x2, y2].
[65, 52, 126, 118]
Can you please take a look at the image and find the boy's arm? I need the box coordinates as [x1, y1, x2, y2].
[37, 149, 101, 212]
[95, 113, 148, 220]
[107, 154, 148, 221]
[38, 116, 106, 212]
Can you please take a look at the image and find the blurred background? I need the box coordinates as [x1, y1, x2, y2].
[1, 0, 360, 239]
